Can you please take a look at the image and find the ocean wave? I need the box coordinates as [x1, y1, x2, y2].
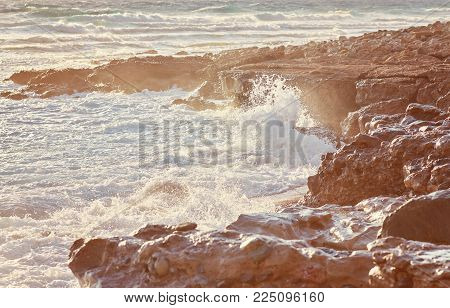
[3, 36, 57, 44]
[26, 5, 118, 18]
[425, 7, 450, 12]
[1, 0, 447, 288]
[192, 5, 237, 13]
[255, 10, 354, 22]
[255, 12, 291, 21]
[0, 77, 334, 283]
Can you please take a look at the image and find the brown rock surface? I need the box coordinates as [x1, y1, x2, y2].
[380, 190, 450, 245]
[6, 56, 213, 98]
[69, 190, 450, 287]
[69, 196, 404, 287]
[65, 23, 450, 287]
[306, 105, 450, 206]
[369, 237, 450, 287]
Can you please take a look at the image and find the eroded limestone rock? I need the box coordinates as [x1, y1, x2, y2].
[369, 237, 450, 287]
[307, 106, 450, 206]
[69, 191, 450, 287]
[69, 197, 405, 287]
[4, 22, 449, 132]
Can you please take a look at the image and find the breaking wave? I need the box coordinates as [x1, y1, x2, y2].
[0, 75, 334, 287]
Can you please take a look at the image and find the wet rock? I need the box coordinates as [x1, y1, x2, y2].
[437, 92, 450, 110]
[239, 236, 272, 263]
[174, 222, 197, 232]
[70, 192, 449, 288]
[65, 22, 450, 288]
[295, 126, 342, 147]
[307, 104, 450, 206]
[69, 197, 406, 287]
[351, 134, 381, 148]
[69, 232, 374, 287]
[341, 98, 410, 140]
[172, 97, 224, 111]
[368, 237, 450, 287]
[380, 189, 450, 245]
[69, 239, 110, 271]
[134, 222, 197, 241]
[153, 255, 170, 277]
[6, 22, 449, 133]
[0, 91, 28, 100]
[5, 56, 213, 98]
[355, 77, 421, 107]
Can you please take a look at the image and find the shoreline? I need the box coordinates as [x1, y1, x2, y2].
[1, 20, 449, 287]
[65, 21, 450, 287]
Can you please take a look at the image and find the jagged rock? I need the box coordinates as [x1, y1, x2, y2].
[355, 77, 422, 107]
[69, 232, 373, 287]
[295, 126, 341, 147]
[0, 91, 28, 100]
[307, 105, 450, 206]
[341, 98, 410, 140]
[134, 222, 197, 241]
[172, 97, 224, 111]
[380, 189, 450, 245]
[437, 92, 450, 110]
[368, 237, 450, 287]
[63, 22, 450, 288]
[69, 197, 404, 287]
[6, 56, 213, 97]
[68, 192, 450, 288]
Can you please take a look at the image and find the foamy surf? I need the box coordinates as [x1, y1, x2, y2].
[1, 0, 448, 288]
[0, 75, 333, 287]
[1, 0, 448, 79]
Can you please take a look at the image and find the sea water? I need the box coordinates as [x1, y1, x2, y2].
[0, 0, 448, 287]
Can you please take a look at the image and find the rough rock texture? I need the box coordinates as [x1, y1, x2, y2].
[369, 237, 450, 287]
[60, 23, 450, 287]
[69, 197, 403, 287]
[306, 105, 449, 206]
[68, 190, 450, 287]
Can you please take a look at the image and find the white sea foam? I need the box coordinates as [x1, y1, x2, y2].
[0, 0, 448, 288]
[0, 76, 330, 287]
[1, 0, 447, 78]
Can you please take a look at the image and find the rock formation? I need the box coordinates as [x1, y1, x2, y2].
[68, 190, 449, 287]
[4, 22, 447, 287]
[380, 190, 450, 245]
[306, 103, 449, 206]
[3, 56, 212, 98]
[64, 21, 450, 288]
[369, 237, 450, 287]
[4, 22, 449, 131]
[69, 197, 403, 287]
[65, 22, 450, 288]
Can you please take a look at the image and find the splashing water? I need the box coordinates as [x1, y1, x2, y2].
[2, 0, 444, 288]
[0, 75, 334, 287]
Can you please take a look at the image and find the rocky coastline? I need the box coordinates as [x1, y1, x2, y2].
[6, 22, 449, 287]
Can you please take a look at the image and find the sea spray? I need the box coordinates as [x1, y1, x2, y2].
[221, 75, 334, 167]
[0, 74, 335, 287]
